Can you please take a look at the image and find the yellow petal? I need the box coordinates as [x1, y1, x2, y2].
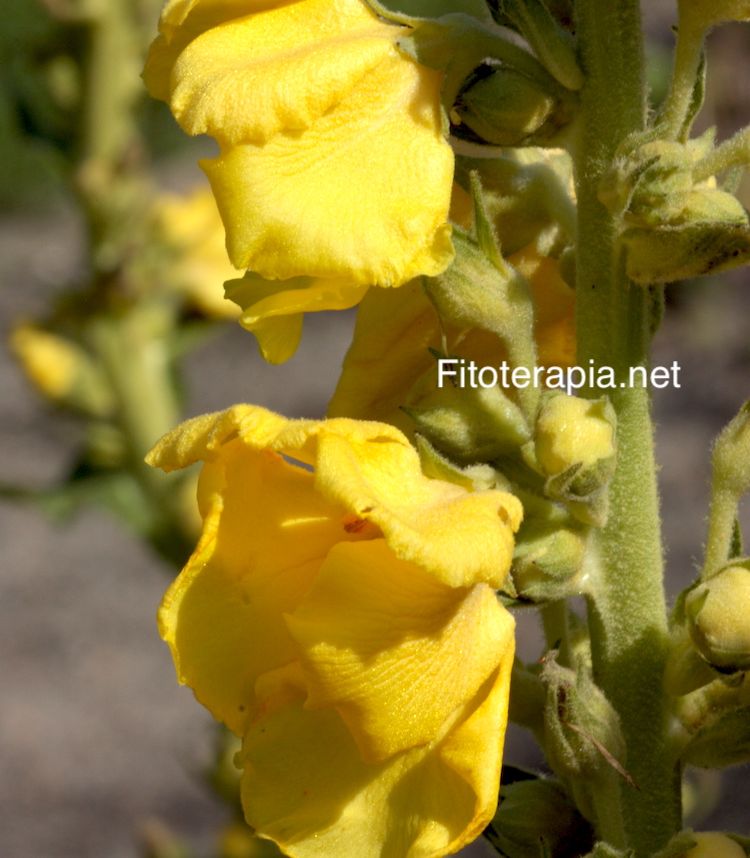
[158, 442, 347, 734]
[152, 411, 376, 734]
[510, 246, 575, 368]
[313, 421, 522, 588]
[164, 0, 400, 145]
[328, 279, 440, 430]
[287, 539, 515, 762]
[241, 653, 514, 858]
[225, 273, 368, 364]
[144, 0, 265, 101]
[202, 50, 454, 283]
[149, 405, 522, 587]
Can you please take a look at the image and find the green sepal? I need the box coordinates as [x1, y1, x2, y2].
[652, 831, 699, 858]
[484, 770, 594, 858]
[394, 12, 561, 114]
[490, 0, 584, 91]
[680, 703, 750, 769]
[679, 48, 707, 142]
[623, 220, 750, 285]
[413, 434, 503, 492]
[423, 229, 535, 370]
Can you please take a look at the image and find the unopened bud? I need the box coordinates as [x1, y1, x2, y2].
[686, 564, 750, 673]
[405, 375, 529, 464]
[512, 524, 586, 602]
[542, 656, 627, 782]
[488, 774, 593, 858]
[535, 393, 616, 477]
[454, 63, 572, 147]
[684, 832, 746, 858]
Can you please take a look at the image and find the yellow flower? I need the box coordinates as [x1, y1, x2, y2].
[154, 187, 241, 319]
[147, 405, 521, 858]
[144, 0, 455, 361]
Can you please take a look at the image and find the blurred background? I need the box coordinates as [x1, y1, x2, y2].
[1, 1, 749, 856]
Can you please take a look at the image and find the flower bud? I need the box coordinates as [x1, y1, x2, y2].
[684, 832, 746, 858]
[487, 772, 593, 858]
[713, 401, 750, 498]
[599, 139, 696, 224]
[533, 394, 616, 527]
[535, 393, 616, 477]
[454, 63, 573, 147]
[405, 375, 530, 465]
[686, 564, 750, 673]
[512, 524, 586, 602]
[542, 656, 627, 782]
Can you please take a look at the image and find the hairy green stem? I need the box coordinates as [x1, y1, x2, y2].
[574, 1, 680, 854]
[659, 14, 706, 140]
[541, 600, 571, 666]
[702, 485, 739, 579]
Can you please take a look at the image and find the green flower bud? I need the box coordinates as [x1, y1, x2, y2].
[686, 564, 750, 672]
[486, 772, 593, 858]
[542, 656, 628, 783]
[454, 63, 574, 147]
[512, 524, 586, 602]
[599, 139, 697, 224]
[405, 373, 530, 465]
[684, 832, 746, 858]
[713, 401, 750, 497]
[623, 220, 750, 285]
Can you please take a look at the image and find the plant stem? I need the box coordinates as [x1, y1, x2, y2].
[702, 485, 739, 579]
[574, 1, 680, 854]
[659, 15, 706, 140]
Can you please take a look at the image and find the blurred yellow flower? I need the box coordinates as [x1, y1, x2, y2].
[10, 324, 81, 400]
[148, 405, 521, 858]
[144, 0, 455, 361]
[154, 187, 241, 318]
